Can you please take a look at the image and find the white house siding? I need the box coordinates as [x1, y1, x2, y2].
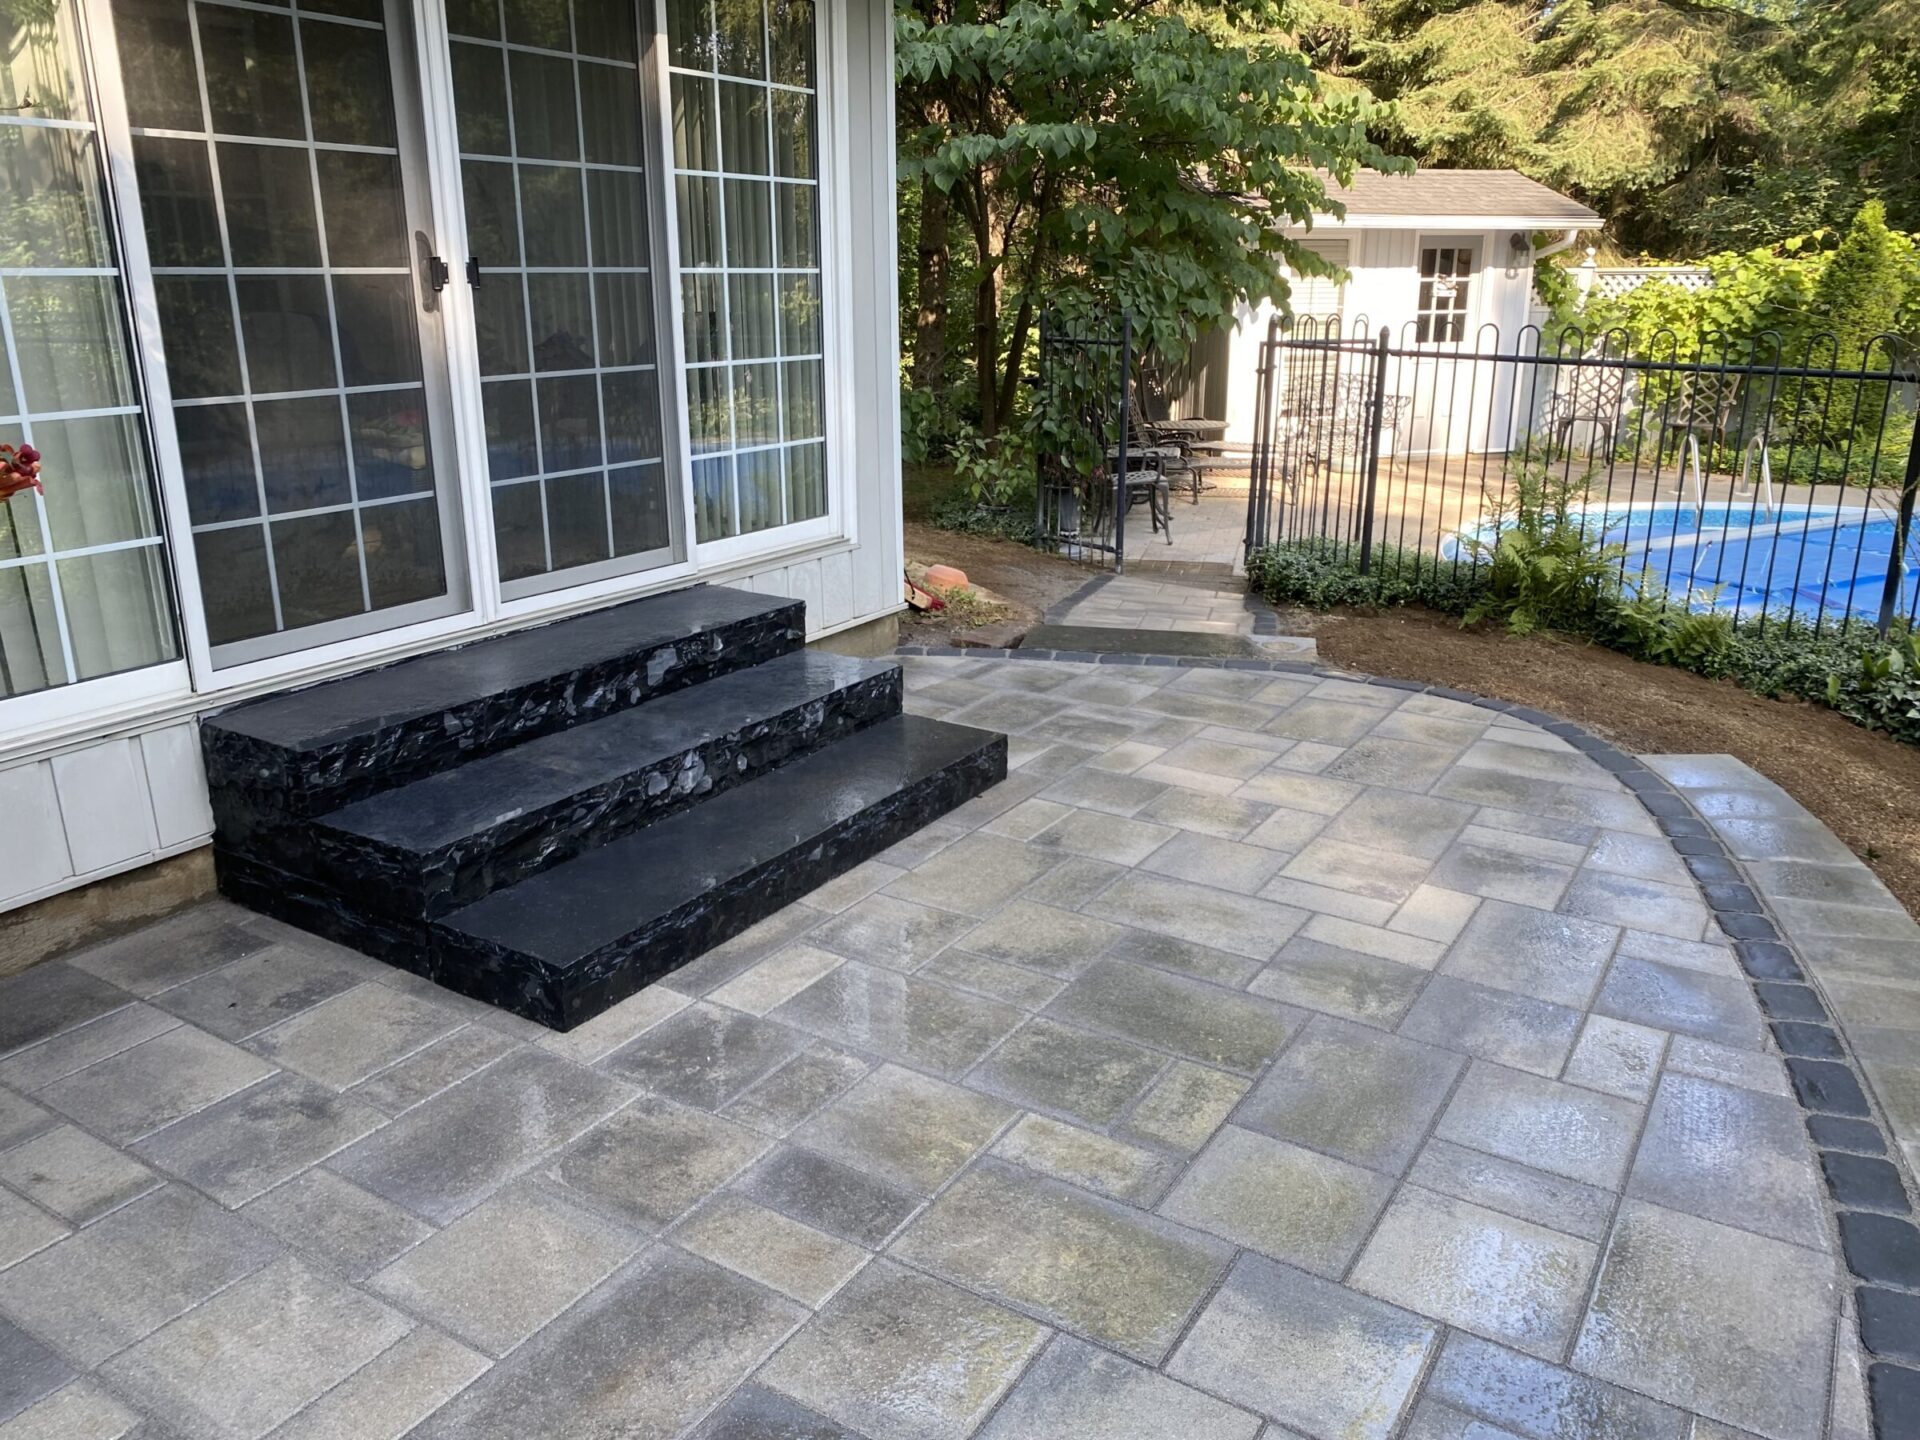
[0, 0, 903, 915]
[1224, 226, 1546, 452]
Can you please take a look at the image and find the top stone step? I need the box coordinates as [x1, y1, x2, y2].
[203, 585, 804, 829]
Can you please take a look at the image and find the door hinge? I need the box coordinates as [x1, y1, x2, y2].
[466, 257, 482, 289]
[427, 255, 451, 292]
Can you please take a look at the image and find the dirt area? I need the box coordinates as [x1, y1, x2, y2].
[900, 523, 1089, 647]
[1307, 607, 1920, 918]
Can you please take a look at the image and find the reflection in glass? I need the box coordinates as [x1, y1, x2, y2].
[318, 151, 408, 269]
[193, 523, 276, 645]
[362, 496, 446, 607]
[272, 509, 364, 629]
[610, 464, 670, 553]
[491, 479, 546, 580]
[545, 470, 611, 569]
[218, 141, 322, 267]
[731, 361, 777, 445]
[349, 390, 431, 498]
[602, 369, 660, 462]
[255, 395, 351, 513]
[154, 277, 242, 399]
[527, 273, 595, 370]
[133, 137, 222, 266]
[693, 455, 732, 541]
[301, 19, 397, 147]
[786, 439, 824, 520]
[724, 179, 772, 266]
[174, 403, 257, 523]
[538, 374, 601, 471]
[596, 274, 654, 366]
[236, 275, 337, 394]
[736, 446, 779, 533]
[10, 278, 134, 413]
[198, 6, 304, 140]
[57, 546, 179, 681]
[0, 126, 110, 267]
[588, 170, 648, 266]
[666, 0, 825, 542]
[113, 0, 200, 129]
[35, 417, 159, 550]
[482, 380, 539, 480]
[333, 274, 422, 387]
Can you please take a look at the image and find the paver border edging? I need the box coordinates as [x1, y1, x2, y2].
[897, 641, 1920, 1439]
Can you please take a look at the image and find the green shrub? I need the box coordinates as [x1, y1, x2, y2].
[925, 427, 1037, 542]
[1247, 522, 1916, 745]
[1458, 464, 1623, 636]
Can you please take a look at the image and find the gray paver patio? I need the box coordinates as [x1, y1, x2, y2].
[0, 638, 1873, 1439]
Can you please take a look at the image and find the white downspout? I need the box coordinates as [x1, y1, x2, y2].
[1532, 228, 1582, 262]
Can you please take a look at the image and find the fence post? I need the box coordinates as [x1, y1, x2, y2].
[1034, 314, 1050, 550]
[1114, 313, 1133, 575]
[1356, 326, 1391, 576]
[1877, 419, 1920, 636]
[1246, 314, 1279, 557]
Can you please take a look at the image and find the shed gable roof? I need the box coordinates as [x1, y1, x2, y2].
[1320, 169, 1600, 226]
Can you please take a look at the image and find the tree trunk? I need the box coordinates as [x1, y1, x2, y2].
[971, 195, 999, 437]
[910, 179, 951, 395]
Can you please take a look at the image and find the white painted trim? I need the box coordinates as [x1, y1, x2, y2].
[1291, 214, 1599, 232]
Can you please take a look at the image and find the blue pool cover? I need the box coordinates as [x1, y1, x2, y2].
[1445, 503, 1920, 624]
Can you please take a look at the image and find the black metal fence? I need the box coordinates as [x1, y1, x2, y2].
[1247, 317, 1920, 633]
[1033, 314, 1134, 569]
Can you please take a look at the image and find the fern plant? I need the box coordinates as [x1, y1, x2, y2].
[1460, 462, 1625, 635]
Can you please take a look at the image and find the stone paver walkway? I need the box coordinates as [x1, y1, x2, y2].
[0, 653, 1871, 1440]
[1123, 492, 1250, 567]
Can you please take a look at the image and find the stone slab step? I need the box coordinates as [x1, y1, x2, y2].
[201, 585, 804, 840]
[309, 652, 903, 921]
[433, 714, 1006, 1028]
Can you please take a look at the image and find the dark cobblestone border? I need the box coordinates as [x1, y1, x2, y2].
[898, 642, 1920, 1439]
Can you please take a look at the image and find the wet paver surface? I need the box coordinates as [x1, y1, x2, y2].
[0, 647, 1878, 1440]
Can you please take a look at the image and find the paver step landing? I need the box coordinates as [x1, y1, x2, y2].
[201, 585, 1005, 1029]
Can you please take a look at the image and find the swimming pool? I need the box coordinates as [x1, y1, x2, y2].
[1443, 502, 1920, 624]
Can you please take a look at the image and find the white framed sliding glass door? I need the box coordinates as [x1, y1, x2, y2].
[0, 0, 188, 728]
[444, 0, 684, 600]
[661, 0, 831, 555]
[105, 0, 472, 668]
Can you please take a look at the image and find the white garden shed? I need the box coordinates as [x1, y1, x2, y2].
[1205, 170, 1601, 448]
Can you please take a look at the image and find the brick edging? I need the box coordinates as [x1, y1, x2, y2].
[897, 643, 1920, 1436]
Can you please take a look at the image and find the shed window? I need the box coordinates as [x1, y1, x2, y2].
[1416, 243, 1473, 343]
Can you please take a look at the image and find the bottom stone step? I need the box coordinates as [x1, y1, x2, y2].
[431, 714, 1005, 1028]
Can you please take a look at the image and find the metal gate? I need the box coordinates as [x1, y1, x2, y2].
[1033, 314, 1134, 570]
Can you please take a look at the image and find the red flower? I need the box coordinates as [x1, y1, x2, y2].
[0, 443, 44, 500]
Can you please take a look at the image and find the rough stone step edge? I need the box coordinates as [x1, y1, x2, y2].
[894, 642, 1920, 1440]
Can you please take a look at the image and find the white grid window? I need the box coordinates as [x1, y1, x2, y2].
[664, 0, 824, 542]
[0, 0, 180, 698]
[114, 0, 453, 649]
[449, 0, 674, 586]
[1417, 243, 1473, 344]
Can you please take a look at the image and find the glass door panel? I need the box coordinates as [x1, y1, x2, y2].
[112, 0, 468, 665]
[448, 0, 679, 598]
[664, 0, 823, 543]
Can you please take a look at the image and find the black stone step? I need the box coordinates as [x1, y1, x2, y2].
[432, 715, 1006, 1028]
[202, 585, 804, 843]
[308, 652, 903, 921]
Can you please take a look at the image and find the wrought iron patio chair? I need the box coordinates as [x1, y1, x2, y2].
[1542, 359, 1630, 454]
